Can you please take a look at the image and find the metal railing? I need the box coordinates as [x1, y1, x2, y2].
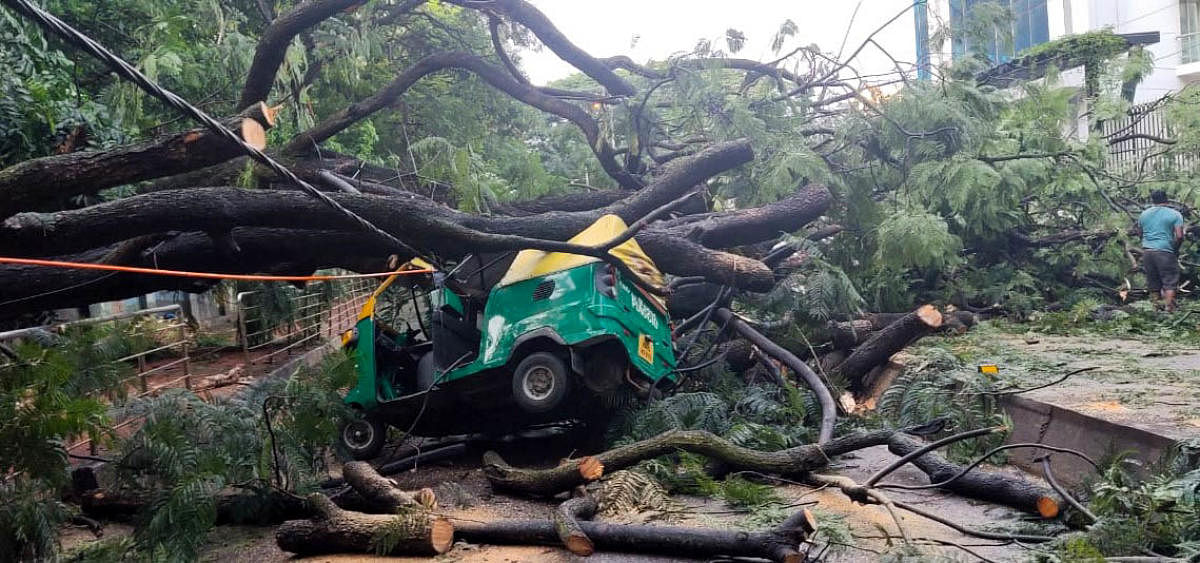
[1182, 31, 1200, 65]
[1102, 97, 1199, 173]
[1, 277, 377, 459]
[235, 277, 374, 367]
[0, 305, 192, 454]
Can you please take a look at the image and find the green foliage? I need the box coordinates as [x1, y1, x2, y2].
[0, 6, 122, 166]
[760, 250, 865, 323]
[874, 210, 963, 272]
[0, 327, 133, 560]
[101, 352, 354, 560]
[595, 469, 677, 518]
[1038, 446, 1200, 560]
[1018, 29, 1129, 65]
[612, 392, 732, 443]
[875, 346, 1010, 460]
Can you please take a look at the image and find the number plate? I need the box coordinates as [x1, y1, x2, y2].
[637, 334, 654, 363]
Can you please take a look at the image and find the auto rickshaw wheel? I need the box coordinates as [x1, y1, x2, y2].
[512, 352, 571, 413]
[341, 417, 387, 460]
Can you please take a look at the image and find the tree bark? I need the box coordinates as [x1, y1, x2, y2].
[1, 141, 823, 298]
[81, 487, 310, 524]
[887, 434, 1061, 518]
[0, 229, 391, 318]
[340, 461, 435, 512]
[239, 0, 366, 108]
[473, 0, 636, 97]
[455, 508, 816, 563]
[828, 319, 875, 350]
[482, 428, 898, 496]
[275, 494, 453, 557]
[552, 487, 598, 555]
[713, 307, 836, 443]
[837, 304, 943, 396]
[659, 185, 832, 248]
[282, 51, 640, 189]
[0, 103, 275, 215]
[3, 140, 751, 257]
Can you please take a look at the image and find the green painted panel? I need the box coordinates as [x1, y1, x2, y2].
[346, 263, 677, 412]
[443, 263, 676, 383]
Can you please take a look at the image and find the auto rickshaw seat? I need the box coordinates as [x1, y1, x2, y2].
[432, 304, 481, 368]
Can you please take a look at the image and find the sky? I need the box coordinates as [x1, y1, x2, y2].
[518, 0, 921, 86]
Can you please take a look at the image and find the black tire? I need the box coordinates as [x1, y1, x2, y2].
[340, 417, 387, 460]
[511, 352, 571, 414]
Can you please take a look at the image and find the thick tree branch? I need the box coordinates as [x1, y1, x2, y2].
[482, 428, 898, 496]
[283, 51, 642, 189]
[0, 104, 275, 215]
[239, 0, 366, 108]
[488, 14, 528, 84]
[1, 141, 793, 300]
[660, 185, 833, 248]
[467, 0, 635, 96]
[0, 229, 393, 318]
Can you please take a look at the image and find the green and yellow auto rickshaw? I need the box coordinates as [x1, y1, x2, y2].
[338, 215, 678, 459]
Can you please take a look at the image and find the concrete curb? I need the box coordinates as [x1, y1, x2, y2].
[1002, 394, 1177, 485]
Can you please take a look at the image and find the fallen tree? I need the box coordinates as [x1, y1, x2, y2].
[481, 427, 899, 496]
[835, 304, 944, 397]
[275, 494, 454, 557]
[886, 434, 1062, 518]
[454, 508, 817, 563]
[0, 102, 276, 215]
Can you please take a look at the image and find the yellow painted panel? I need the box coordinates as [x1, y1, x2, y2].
[497, 214, 665, 291]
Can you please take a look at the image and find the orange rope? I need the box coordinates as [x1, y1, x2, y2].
[0, 256, 431, 282]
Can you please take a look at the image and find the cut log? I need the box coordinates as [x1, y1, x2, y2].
[340, 461, 435, 512]
[275, 494, 453, 557]
[828, 319, 875, 350]
[482, 428, 898, 496]
[455, 508, 817, 563]
[837, 304, 942, 396]
[858, 354, 911, 408]
[81, 487, 310, 524]
[942, 310, 977, 333]
[0, 102, 276, 215]
[553, 487, 598, 555]
[887, 434, 1061, 518]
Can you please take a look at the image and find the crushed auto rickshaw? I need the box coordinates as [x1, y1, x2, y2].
[338, 215, 678, 459]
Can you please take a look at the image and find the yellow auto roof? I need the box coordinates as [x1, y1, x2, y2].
[497, 214, 665, 292]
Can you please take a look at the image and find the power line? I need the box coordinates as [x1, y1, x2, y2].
[2, 0, 426, 262]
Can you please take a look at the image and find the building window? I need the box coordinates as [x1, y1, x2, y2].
[949, 0, 1049, 63]
[1013, 0, 1050, 52]
[1183, 0, 1200, 64]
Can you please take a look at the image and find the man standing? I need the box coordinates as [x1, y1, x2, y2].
[1139, 190, 1185, 312]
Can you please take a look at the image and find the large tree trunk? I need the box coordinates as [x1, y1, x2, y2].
[275, 494, 454, 557]
[0, 229, 391, 318]
[481, 428, 898, 496]
[887, 434, 1061, 518]
[455, 509, 816, 563]
[836, 304, 943, 396]
[0, 103, 275, 215]
[339, 461, 435, 513]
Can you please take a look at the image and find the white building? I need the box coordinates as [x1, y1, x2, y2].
[915, 0, 1200, 103]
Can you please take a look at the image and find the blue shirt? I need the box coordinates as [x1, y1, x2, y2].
[1139, 205, 1184, 253]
